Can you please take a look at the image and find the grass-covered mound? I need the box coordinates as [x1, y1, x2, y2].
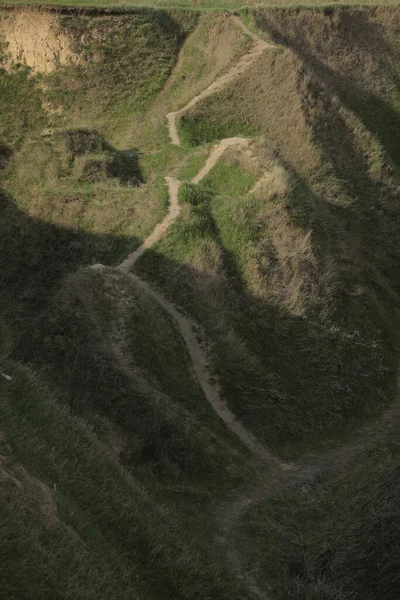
[138, 6, 400, 457]
[0, 363, 250, 600]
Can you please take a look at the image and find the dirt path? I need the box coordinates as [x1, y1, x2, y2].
[216, 482, 278, 600]
[216, 461, 323, 600]
[117, 135, 278, 466]
[119, 176, 181, 273]
[95, 17, 286, 598]
[192, 137, 251, 183]
[91, 13, 365, 595]
[166, 18, 273, 146]
[112, 17, 281, 474]
[119, 137, 251, 271]
[127, 272, 279, 467]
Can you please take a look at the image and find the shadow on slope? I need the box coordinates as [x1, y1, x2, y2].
[0, 188, 140, 337]
[242, 384, 400, 600]
[164, 8, 400, 458]
[0, 362, 248, 600]
[1, 149, 399, 599]
[1, 189, 249, 483]
[135, 171, 400, 457]
[253, 7, 400, 167]
[56, 128, 144, 185]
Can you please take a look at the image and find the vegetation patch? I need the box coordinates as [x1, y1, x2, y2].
[180, 108, 257, 146]
[242, 402, 400, 600]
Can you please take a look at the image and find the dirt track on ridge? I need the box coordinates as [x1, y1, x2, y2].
[115, 17, 277, 464]
[95, 18, 288, 598]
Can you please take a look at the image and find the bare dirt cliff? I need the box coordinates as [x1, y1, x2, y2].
[0, 9, 78, 72]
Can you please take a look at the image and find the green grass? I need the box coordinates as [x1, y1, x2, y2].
[2, 6, 400, 600]
[0, 8, 198, 337]
[180, 110, 257, 146]
[0, 66, 46, 146]
[19, 266, 251, 480]
[200, 159, 256, 194]
[177, 145, 211, 180]
[47, 11, 197, 139]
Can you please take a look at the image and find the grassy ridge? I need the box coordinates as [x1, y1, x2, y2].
[0, 363, 249, 600]
[133, 8, 400, 600]
[137, 6, 400, 457]
[19, 267, 250, 480]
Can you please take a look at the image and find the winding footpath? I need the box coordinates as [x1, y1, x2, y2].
[118, 137, 278, 468]
[96, 17, 291, 598]
[116, 18, 278, 467]
[166, 16, 273, 146]
[91, 16, 376, 598]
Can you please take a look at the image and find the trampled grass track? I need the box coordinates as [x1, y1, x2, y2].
[94, 16, 308, 599]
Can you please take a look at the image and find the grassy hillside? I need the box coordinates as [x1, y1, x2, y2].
[241, 395, 400, 600]
[0, 10, 263, 598]
[1, 5, 400, 600]
[0, 7, 193, 338]
[137, 6, 400, 457]
[0, 362, 252, 600]
[0, 7, 251, 336]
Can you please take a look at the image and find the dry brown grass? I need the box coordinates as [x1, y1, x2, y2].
[252, 7, 400, 96]
[136, 7, 400, 461]
[125, 11, 251, 149]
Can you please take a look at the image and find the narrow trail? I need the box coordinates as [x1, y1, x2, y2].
[192, 137, 250, 183]
[217, 482, 278, 600]
[116, 14, 274, 456]
[117, 135, 278, 467]
[95, 17, 296, 599]
[127, 272, 278, 468]
[119, 176, 181, 273]
[216, 461, 324, 599]
[119, 137, 252, 272]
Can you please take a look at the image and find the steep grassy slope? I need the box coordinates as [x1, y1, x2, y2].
[0, 10, 264, 598]
[2, 6, 400, 600]
[0, 7, 193, 336]
[0, 8, 249, 336]
[132, 8, 400, 600]
[138, 6, 400, 457]
[19, 266, 251, 479]
[0, 363, 251, 600]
